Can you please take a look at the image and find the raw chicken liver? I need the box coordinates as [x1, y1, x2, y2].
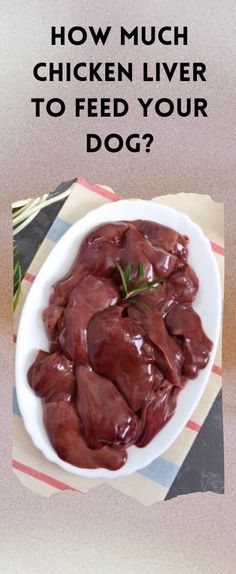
[133, 219, 189, 267]
[59, 275, 119, 364]
[43, 400, 127, 470]
[27, 350, 75, 402]
[165, 303, 213, 378]
[127, 303, 183, 386]
[76, 366, 139, 449]
[87, 306, 156, 411]
[28, 219, 213, 470]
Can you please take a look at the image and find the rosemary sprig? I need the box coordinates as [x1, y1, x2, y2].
[13, 244, 22, 311]
[116, 262, 164, 308]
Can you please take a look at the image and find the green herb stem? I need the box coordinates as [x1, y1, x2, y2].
[13, 243, 22, 311]
[116, 262, 164, 307]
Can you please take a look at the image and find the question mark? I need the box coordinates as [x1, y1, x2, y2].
[142, 133, 154, 153]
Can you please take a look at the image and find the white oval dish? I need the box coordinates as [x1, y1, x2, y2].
[15, 200, 221, 478]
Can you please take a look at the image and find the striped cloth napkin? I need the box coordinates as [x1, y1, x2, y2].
[13, 179, 224, 505]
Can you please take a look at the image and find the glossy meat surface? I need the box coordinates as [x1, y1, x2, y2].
[120, 226, 177, 280]
[76, 366, 140, 449]
[133, 219, 189, 267]
[165, 303, 213, 378]
[59, 275, 119, 364]
[87, 307, 157, 411]
[136, 381, 179, 447]
[27, 350, 75, 402]
[127, 304, 183, 386]
[28, 219, 213, 471]
[166, 264, 199, 304]
[43, 304, 65, 343]
[50, 223, 129, 305]
[43, 400, 127, 470]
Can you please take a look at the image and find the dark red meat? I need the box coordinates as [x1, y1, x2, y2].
[27, 219, 213, 471]
[136, 381, 179, 447]
[155, 264, 199, 318]
[50, 222, 129, 305]
[87, 306, 157, 411]
[133, 219, 189, 267]
[50, 220, 178, 305]
[27, 350, 75, 402]
[59, 275, 119, 364]
[43, 304, 65, 342]
[166, 264, 199, 305]
[165, 303, 213, 378]
[76, 366, 140, 449]
[127, 303, 183, 386]
[43, 400, 127, 470]
[120, 226, 177, 281]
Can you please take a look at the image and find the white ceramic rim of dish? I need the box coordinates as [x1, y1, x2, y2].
[15, 199, 222, 478]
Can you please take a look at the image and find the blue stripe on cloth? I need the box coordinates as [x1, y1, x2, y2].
[13, 386, 21, 416]
[138, 456, 179, 488]
[46, 217, 72, 243]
